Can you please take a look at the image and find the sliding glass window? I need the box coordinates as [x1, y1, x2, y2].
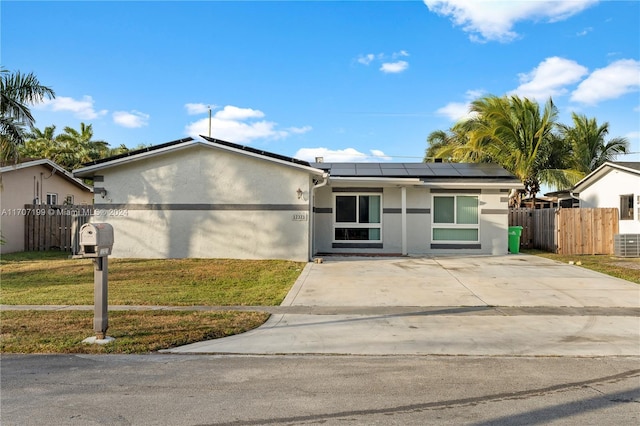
[334, 194, 382, 241]
[432, 195, 479, 242]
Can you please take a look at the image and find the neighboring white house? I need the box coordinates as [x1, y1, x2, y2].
[1, 159, 93, 253]
[572, 162, 640, 234]
[73, 136, 524, 261]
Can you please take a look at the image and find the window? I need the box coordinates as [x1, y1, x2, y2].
[432, 195, 479, 241]
[64, 195, 74, 205]
[46, 193, 58, 205]
[334, 194, 382, 241]
[620, 195, 634, 220]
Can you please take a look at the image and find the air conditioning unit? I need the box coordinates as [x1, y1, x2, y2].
[614, 234, 640, 258]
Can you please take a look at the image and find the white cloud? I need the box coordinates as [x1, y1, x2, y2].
[287, 126, 313, 134]
[436, 102, 472, 121]
[511, 56, 588, 101]
[185, 103, 217, 115]
[570, 59, 640, 105]
[185, 104, 310, 143]
[357, 53, 378, 65]
[356, 51, 410, 73]
[436, 89, 484, 121]
[380, 60, 409, 74]
[576, 27, 593, 37]
[35, 95, 108, 119]
[294, 147, 391, 163]
[113, 110, 150, 128]
[215, 105, 265, 121]
[423, 0, 598, 42]
[392, 50, 410, 59]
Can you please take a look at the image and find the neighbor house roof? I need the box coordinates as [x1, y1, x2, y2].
[1, 159, 93, 192]
[572, 161, 640, 193]
[74, 136, 325, 178]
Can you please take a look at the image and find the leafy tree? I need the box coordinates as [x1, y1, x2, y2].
[56, 122, 109, 168]
[21, 125, 58, 160]
[0, 68, 55, 163]
[21, 123, 113, 170]
[424, 123, 476, 162]
[426, 95, 581, 200]
[558, 113, 629, 174]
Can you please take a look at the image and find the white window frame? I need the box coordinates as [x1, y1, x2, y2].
[431, 194, 480, 243]
[46, 193, 58, 205]
[333, 192, 383, 242]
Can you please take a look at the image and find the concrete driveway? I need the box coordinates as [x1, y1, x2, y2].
[168, 254, 640, 356]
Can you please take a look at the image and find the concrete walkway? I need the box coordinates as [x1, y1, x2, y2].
[167, 254, 640, 357]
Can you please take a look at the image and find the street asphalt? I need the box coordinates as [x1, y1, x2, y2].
[166, 254, 640, 356]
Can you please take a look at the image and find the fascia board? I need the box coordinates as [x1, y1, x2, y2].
[329, 177, 422, 186]
[422, 181, 525, 189]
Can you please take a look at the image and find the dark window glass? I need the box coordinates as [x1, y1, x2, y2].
[334, 228, 380, 240]
[336, 196, 356, 222]
[620, 195, 634, 220]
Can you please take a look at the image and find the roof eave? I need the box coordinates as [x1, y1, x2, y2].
[2, 159, 93, 192]
[73, 139, 197, 177]
[572, 161, 640, 192]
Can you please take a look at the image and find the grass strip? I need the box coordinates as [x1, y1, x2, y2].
[0, 310, 269, 354]
[523, 249, 640, 284]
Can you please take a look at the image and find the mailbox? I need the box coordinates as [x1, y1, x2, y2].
[79, 223, 114, 257]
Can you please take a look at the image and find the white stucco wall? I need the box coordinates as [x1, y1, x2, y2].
[0, 164, 92, 253]
[312, 184, 511, 256]
[578, 169, 640, 234]
[92, 146, 314, 261]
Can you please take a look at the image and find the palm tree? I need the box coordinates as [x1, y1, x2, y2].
[0, 68, 55, 163]
[56, 123, 109, 169]
[424, 122, 480, 162]
[21, 123, 111, 170]
[559, 113, 629, 175]
[20, 125, 58, 161]
[431, 95, 577, 201]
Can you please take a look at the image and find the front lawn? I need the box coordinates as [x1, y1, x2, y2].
[0, 251, 305, 305]
[0, 310, 268, 354]
[0, 251, 304, 354]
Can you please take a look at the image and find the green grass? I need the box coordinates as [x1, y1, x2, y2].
[1, 251, 305, 305]
[0, 251, 301, 353]
[523, 249, 640, 284]
[0, 310, 269, 354]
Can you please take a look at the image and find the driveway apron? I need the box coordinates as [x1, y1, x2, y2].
[168, 255, 640, 356]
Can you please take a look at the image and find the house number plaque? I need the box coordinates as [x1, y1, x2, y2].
[292, 213, 308, 221]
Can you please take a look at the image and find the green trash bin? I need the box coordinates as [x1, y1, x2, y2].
[508, 226, 523, 254]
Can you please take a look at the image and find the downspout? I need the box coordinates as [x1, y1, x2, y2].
[309, 173, 329, 261]
[569, 190, 580, 208]
[401, 186, 407, 256]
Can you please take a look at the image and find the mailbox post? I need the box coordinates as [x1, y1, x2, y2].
[77, 223, 114, 341]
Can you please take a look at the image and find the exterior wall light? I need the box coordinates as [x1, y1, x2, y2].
[297, 188, 303, 199]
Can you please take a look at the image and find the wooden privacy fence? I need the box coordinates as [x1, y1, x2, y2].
[509, 208, 619, 255]
[24, 204, 92, 253]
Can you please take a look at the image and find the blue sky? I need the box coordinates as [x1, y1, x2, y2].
[3, 0, 639, 164]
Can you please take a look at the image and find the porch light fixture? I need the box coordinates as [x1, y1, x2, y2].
[297, 188, 303, 199]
